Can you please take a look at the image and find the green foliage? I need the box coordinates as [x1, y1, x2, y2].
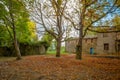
[57, 0, 62, 7]
[41, 32, 54, 50]
[0, 0, 38, 46]
[0, 26, 11, 46]
[38, 41, 49, 50]
[17, 20, 38, 44]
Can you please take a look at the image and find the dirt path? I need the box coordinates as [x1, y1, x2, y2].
[0, 54, 120, 80]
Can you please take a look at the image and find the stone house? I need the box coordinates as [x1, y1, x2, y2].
[96, 32, 118, 54]
[65, 32, 120, 55]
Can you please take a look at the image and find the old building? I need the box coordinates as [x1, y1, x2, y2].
[96, 32, 117, 54]
[65, 35, 97, 53]
[65, 32, 120, 55]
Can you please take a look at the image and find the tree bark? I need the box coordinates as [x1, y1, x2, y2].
[12, 22, 22, 60]
[75, 0, 85, 60]
[14, 39, 22, 60]
[76, 28, 83, 60]
[9, 0, 22, 60]
[56, 38, 61, 57]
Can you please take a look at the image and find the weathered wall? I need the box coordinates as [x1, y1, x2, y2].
[65, 39, 78, 53]
[82, 38, 97, 53]
[96, 33, 116, 54]
[0, 44, 46, 56]
[65, 37, 97, 54]
[65, 32, 120, 55]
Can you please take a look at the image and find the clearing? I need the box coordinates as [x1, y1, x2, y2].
[0, 54, 120, 80]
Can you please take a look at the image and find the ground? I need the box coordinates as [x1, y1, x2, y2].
[0, 54, 120, 80]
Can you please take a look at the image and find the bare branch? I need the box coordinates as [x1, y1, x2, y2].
[63, 13, 80, 30]
[38, 2, 58, 39]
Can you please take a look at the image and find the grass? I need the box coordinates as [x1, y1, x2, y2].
[47, 47, 67, 55]
[0, 57, 16, 62]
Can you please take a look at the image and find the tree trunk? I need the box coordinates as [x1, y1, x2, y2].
[13, 26, 22, 60]
[56, 39, 61, 57]
[12, 16, 22, 60]
[14, 39, 22, 60]
[76, 38, 83, 59]
[76, 26, 83, 60]
[9, 0, 21, 60]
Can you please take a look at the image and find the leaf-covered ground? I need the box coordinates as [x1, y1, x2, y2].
[0, 54, 120, 80]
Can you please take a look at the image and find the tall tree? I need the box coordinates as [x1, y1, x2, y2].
[29, 0, 68, 57]
[0, 0, 29, 60]
[64, 0, 120, 59]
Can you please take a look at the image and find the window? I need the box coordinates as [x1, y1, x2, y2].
[103, 33, 108, 37]
[104, 43, 109, 50]
[85, 39, 87, 43]
[91, 39, 93, 43]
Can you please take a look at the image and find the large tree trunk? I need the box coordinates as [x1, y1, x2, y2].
[76, 38, 83, 59]
[76, 25, 83, 60]
[56, 39, 61, 57]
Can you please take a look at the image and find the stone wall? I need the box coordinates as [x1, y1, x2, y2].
[65, 37, 97, 54]
[0, 44, 46, 56]
[83, 38, 97, 53]
[65, 32, 120, 55]
[65, 39, 77, 53]
[96, 33, 116, 54]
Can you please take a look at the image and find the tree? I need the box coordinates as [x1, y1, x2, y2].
[0, 0, 29, 60]
[41, 32, 54, 51]
[28, 0, 68, 57]
[64, 0, 120, 59]
[27, 21, 38, 42]
[17, 20, 38, 44]
[0, 25, 12, 46]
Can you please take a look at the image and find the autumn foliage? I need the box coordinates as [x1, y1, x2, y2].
[0, 54, 120, 80]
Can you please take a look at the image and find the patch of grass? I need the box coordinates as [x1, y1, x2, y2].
[0, 57, 16, 62]
[47, 47, 66, 55]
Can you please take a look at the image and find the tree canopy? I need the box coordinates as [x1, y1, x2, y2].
[0, 0, 38, 59]
[0, 0, 38, 46]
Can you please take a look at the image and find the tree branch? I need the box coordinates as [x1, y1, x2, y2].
[83, 0, 119, 37]
[38, 2, 58, 39]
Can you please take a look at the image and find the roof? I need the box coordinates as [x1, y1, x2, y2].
[84, 35, 97, 39]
